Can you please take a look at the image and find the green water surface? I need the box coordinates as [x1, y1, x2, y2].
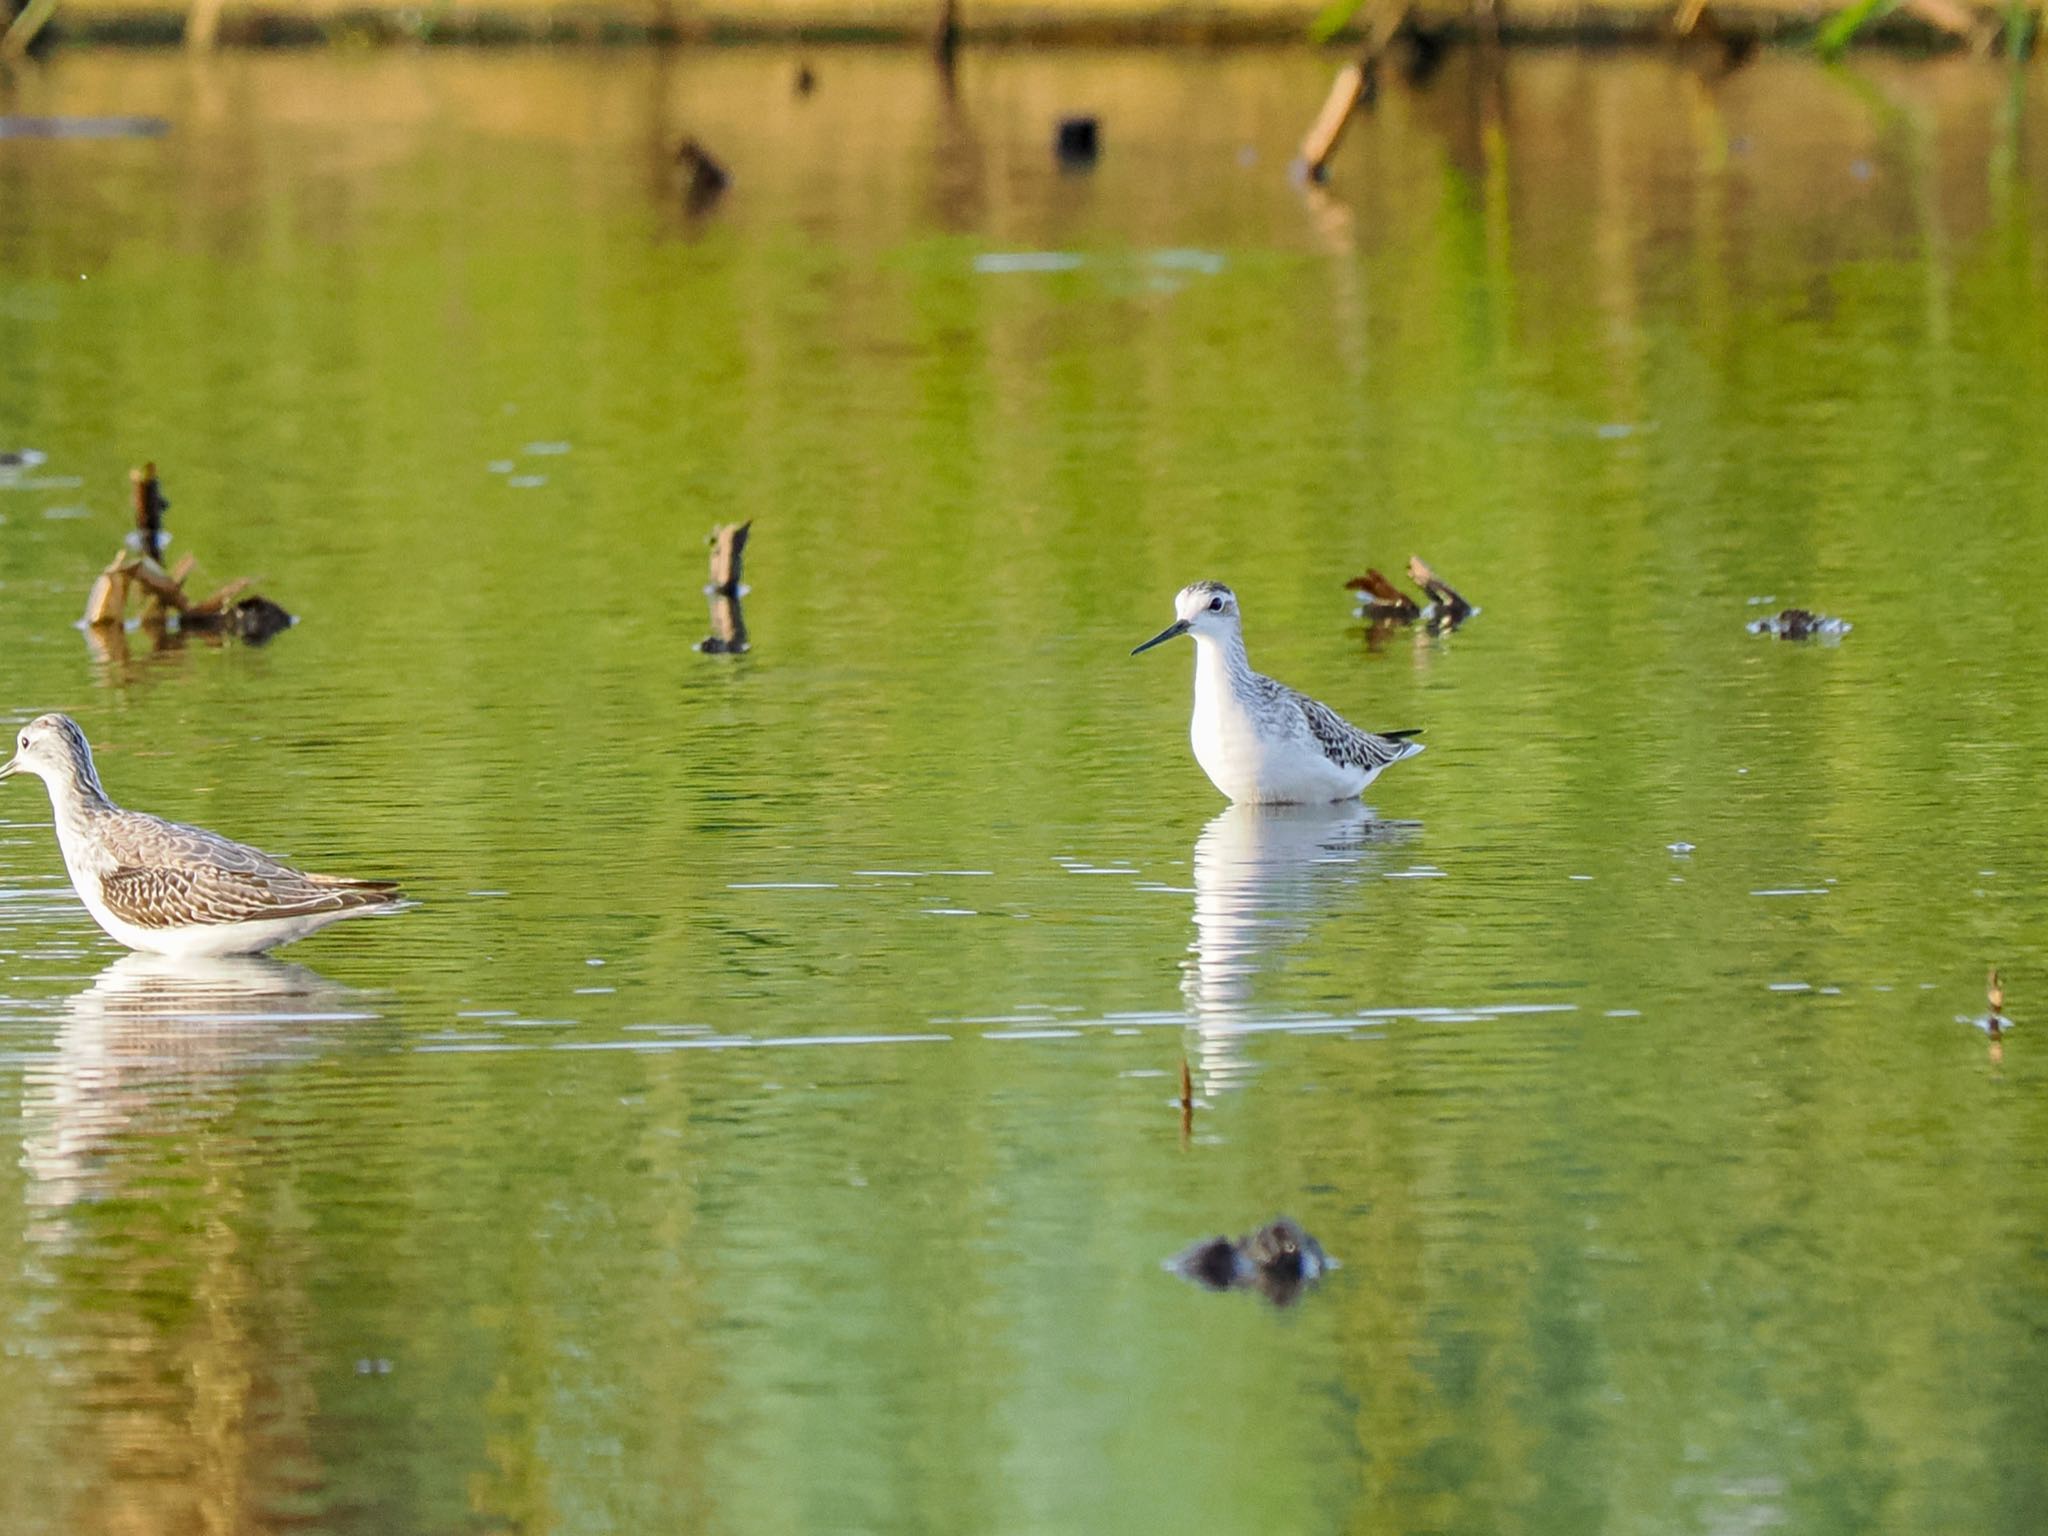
[2, 43, 2046, 1536]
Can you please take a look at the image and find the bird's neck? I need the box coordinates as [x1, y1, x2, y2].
[1192, 630, 1255, 708]
[44, 762, 115, 827]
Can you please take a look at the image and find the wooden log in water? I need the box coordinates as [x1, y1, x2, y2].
[82, 554, 138, 627]
[1345, 568, 1420, 619]
[1296, 61, 1370, 182]
[698, 592, 750, 654]
[130, 461, 167, 564]
[708, 520, 750, 596]
[1408, 555, 1473, 618]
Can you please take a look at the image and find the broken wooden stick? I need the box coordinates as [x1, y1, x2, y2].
[1295, 2, 1412, 181]
[1297, 61, 1372, 182]
[131, 462, 167, 563]
[707, 520, 750, 597]
[1407, 555, 1473, 621]
[698, 594, 750, 655]
[1345, 568, 1420, 620]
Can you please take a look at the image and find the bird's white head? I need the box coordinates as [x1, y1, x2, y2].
[0, 713, 101, 794]
[1132, 581, 1241, 655]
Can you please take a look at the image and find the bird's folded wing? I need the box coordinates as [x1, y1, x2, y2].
[1298, 697, 1411, 771]
[100, 862, 394, 928]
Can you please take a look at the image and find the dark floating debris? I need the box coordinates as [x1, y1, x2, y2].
[676, 138, 731, 216]
[82, 462, 295, 645]
[1346, 554, 1476, 637]
[1747, 607, 1851, 640]
[1054, 116, 1100, 168]
[1169, 1217, 1331, 1307]
[698, 521, 751, 655]
[794, 62, 817, 96]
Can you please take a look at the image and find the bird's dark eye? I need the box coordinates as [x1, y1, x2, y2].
[1209, 597, 1223, 612]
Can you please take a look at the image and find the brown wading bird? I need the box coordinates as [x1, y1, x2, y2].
[0, 714, 404, 957]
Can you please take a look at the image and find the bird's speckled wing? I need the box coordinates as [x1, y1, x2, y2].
[94, 813, 398, 929]
[1292, 692, 1420, 774]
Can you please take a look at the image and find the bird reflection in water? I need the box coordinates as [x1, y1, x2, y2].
[22, 953, 375, 1214]
[1184, 801, 1414, 1093]
[16, 953, 376, 1529]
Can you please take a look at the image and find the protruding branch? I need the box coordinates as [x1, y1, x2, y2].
[1407, 555, 1473, 620]
[1345, 568, 1420, 620]
[708, 520, 750, 596]
[131, 462, 168, 564]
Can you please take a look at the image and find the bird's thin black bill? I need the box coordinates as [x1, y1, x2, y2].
[1131, 620, 1189, 655]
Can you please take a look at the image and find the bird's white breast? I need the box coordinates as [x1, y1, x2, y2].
[1190, 646, 1365, 805]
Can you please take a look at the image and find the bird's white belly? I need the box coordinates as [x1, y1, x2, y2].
[71, 877, 325, 957]
[54, 822, 341, 957]
[1191, 700, 1364, 805]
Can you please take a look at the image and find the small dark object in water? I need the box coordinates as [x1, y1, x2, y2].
[1176, 1237, 1240, 1290]
[1170, 1216, 1331, 1305]
[131, 462, 169, 564]
[1394, 21, 1451, 85]
[1239, 1217, 1326, 1284]
[794, 62, 816, 95]
[1346, 568, 1419, 621]
[1407, 556, 1472, 627]
[1748, 607, 1850, 640]
[676, 138, 730, 215]
[228, 595, 295, 643]
[1054, 117, 1099, 167]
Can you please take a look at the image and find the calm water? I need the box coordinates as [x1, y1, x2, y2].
[3, 42, 2048, 1535]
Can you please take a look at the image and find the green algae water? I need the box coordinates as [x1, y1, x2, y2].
[3, 44, 2047, 1535]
